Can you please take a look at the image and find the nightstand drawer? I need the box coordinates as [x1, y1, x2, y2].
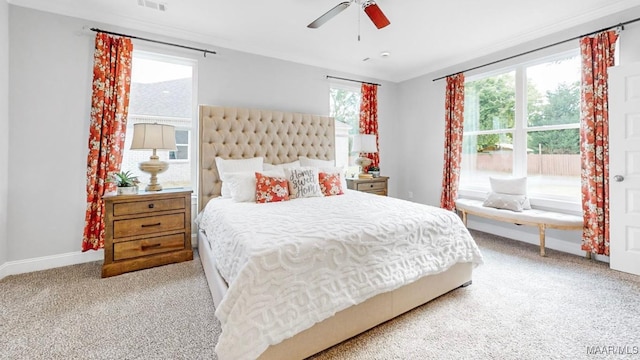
[113, 234, 186, 260]
[113, 213, 185, 238]
[356, 182, 386, 191]
[102, 189, 193, 278]
[113, 197, 185, 216]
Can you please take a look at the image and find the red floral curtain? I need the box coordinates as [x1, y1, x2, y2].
[359, 83, 379, 169]
[580, 30, 618, 256]
[82, 33, 133, 251]
[440, 73, 465, 211]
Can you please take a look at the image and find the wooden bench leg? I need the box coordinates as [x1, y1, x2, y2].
[538, 224, 546, 257]
[461, 210, 468, 227]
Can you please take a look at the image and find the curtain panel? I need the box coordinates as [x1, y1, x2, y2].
[359, 83, 380, 169]
[82, 33, 133, 252]
[579, 30, 618, 256]
[440, 73, 465, 211]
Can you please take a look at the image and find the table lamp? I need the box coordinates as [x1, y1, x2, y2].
[351, 134, 377, 175]
[130, 123, 176, 191]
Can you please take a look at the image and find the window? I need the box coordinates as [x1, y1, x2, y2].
[122, 51, 196, 190]
[169, 129, 190, 161]
[329, 84, 361, 174]
[460, 50, 581, 207]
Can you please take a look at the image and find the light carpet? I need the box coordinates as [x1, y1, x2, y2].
[1, 230, 639, 360]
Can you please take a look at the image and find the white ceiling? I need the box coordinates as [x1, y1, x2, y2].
[8, 0, 640, 82]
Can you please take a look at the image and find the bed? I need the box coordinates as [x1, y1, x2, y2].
[196, 105, 483, 360]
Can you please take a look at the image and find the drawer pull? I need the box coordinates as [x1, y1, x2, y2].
[141, 222, 161, 228]
[141, 243, 162, 250]
[148, 203, 155, 209]
[370, 184, 374, 188]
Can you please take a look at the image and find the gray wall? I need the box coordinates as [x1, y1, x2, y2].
[5, 6, 396, 265]
[0, 0, 9, 268]
[7, 3, 638, 269]
[395, 6, 640, 256]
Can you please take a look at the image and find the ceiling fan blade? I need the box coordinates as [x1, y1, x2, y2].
[363, 1, 390, 29]
[307, 2, 351, 29]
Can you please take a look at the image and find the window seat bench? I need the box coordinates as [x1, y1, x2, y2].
[455, 198, 583, 256]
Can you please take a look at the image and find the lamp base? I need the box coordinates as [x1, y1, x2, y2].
[145, 183, 163, 192]
[354, 156, 372, 174]
[138, 157, 169, 192]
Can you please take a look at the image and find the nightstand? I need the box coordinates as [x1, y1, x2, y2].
[101, 189, 193, 278]
[346, 176, 389, 196]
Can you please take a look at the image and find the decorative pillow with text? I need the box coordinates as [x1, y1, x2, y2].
[284, 167, 324, 199]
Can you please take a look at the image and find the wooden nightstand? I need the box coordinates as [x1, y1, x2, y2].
[102, 189, 193, 278]
[346, 176, 389, 196]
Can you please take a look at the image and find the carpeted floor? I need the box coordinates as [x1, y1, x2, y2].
[1, 230, 639, 360]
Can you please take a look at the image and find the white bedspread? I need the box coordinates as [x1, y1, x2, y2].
[196, 190, 483, 360]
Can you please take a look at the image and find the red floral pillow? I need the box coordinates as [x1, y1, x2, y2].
[318, 172, 344, 196]
[255, 172, 290, 203]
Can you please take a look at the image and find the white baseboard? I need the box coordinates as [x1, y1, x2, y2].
[0, 232, 199, 281]
[0, 249, 104, 280]
[467, 216, 610, 263]
[0, 217, 608, 281]
[0, 262, 8, 280]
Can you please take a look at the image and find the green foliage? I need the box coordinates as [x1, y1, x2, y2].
[111, 171, 139, 187]
[465, 74, 580, 155]
[464, 74, 516, 152]
[527, 82, 580, 154]
[369, 166, 380, 172]
[330, 88, 360, 135]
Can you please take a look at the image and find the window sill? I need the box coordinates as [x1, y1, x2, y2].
[458, 188, 581, 215]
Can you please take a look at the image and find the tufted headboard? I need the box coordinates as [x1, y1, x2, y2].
[198, 105, 335, 212]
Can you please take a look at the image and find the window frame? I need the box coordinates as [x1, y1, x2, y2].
[168, 128, 191, 163]
[329, 82, 361, 172]
[459, 49, 582, 213]
[125, 49, 197, 191]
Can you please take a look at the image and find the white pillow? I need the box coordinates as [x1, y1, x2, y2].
[482, 192, 527, 212]
[299, 156, 335, 168]
[226, 169, 286, 202]
[215, 157, 264, 198]
[489, 177, 526, 195]
[489, 176, 531, 209]
[284, 167, 324, 199]
[263, 160, 301, 171]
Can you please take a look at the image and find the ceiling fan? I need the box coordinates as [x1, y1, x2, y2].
[307, 0, 390, 30]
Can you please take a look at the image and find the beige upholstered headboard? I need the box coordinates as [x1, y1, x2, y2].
[198, 105, 335, 211]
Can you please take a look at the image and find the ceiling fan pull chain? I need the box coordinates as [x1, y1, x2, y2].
[357, 3, 361, 41]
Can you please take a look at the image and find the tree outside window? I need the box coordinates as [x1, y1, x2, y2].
[460, 51, 581, 204]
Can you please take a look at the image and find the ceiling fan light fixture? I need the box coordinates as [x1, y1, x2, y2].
[362, 1, 390, 29]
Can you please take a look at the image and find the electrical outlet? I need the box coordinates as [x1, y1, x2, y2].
[408, 191, 413, 199]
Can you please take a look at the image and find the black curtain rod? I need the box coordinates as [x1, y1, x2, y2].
[432, 16, 640, 82]
[90, 28, 216, 57]
[326, 75, 381, 87]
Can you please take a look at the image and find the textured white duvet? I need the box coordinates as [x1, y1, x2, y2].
[196, 190, 483, 360]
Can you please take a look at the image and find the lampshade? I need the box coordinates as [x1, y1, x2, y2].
[130, 123, 177, 151]
[351, 134, 377, 154]
[129, 123, 176, 192]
